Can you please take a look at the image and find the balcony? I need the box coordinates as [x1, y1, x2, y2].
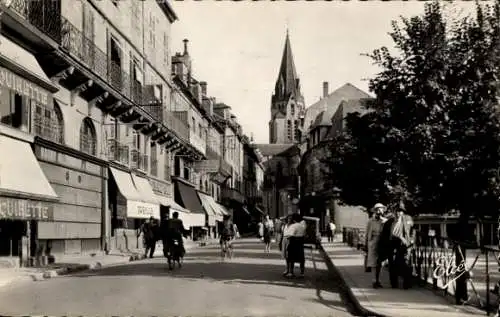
[193, 156, 232, 185]
[189, 131, 206, 156]
[130, 149, 148, 172]
[165, 111, 189, 144]
[4, 1, 175, 141]
[106, 139, 130, 166]
[221, 187, 245, 205]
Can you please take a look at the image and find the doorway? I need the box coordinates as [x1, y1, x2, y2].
[0, 220, 26, 256]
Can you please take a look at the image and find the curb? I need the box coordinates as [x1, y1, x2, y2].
[317, 243, 386, 317]
[28, 252, 148, 282]
[11, 242, 214, 285]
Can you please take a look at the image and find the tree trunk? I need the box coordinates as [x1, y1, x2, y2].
[454, 211, 469, 304]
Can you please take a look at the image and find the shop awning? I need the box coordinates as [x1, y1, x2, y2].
[218, 205, 230, 216]
[109, 168, 159, 219]
[255, 206, 266, 215]
[183, 212, 205, 229]
[174, 180, 204, 214]
[131, 174, 158, 205]
[0, 35, 58, 97]
[242, 206, 250, 215]
[154, 194, 189, 214]
[0, 134, 58, 202]
[198, 192, 218, 226]
[197, 192, 217, 217]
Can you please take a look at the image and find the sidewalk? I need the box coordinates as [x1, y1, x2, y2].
[319, 239, 486, 317]
[0, 237, 218, 290]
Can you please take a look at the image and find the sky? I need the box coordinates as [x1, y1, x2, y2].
[170, 1, 477, 143]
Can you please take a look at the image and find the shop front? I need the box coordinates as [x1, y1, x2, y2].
[0, 131, 59, 266]
[108, 167, 159, 251]
[149, 177, 191, 223]
[173, 177, 205, 240]
[34, 138, 108, 257]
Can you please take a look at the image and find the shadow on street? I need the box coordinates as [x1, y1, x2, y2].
[69, 242, 361, 316]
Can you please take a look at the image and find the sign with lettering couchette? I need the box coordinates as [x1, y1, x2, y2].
[0, 197, 54, 220]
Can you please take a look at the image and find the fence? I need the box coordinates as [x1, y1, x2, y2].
[342, 226, 500, 315]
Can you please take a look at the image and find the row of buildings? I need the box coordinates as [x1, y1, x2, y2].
[0, 0, 265, 265]
[260, 31, 498, 247]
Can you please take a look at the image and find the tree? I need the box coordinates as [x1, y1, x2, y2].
[324, 1, 500, 302]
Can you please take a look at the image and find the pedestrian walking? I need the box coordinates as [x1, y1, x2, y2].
[280, 215, 294, 277]
[291, 213, 306, 277]
[365, 203, 386, 288]
[327, 220, 336, 242]
[262, 214, 274, 253]
[139, 217, 157, 258]
[378, 202, 414, 289]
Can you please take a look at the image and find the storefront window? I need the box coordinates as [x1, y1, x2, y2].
[79, 117, 97, 156]
[32, 101, 64, 144]
[0, 91, 30, 133]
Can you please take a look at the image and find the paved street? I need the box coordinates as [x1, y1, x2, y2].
[0, 239, 354, 317]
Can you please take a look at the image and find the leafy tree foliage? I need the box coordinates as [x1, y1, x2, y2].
[326, 1, 500, 220]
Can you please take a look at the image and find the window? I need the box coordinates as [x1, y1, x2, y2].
[109, 37, 122, 88]
[294, 119, 299, 141]
[33, 101, 64, 144]
[191, 117, 196, 132]
[198, 123, 202, 138]
[291, 104, 295, 116]
[163, 32, 169, 70]
[287, 120, 292, 141]
[150, 142, 158, 176]
[0, 92, 29, 132]
[111, 0, 119, 7]
[79, 117, 97, 156]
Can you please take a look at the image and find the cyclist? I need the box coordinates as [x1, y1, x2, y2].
[220, 215, 238, 256]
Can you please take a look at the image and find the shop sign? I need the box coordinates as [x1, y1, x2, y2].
[432, 254, 470, 289]
[0, 67, 49, 106]
[150, 179, 172, 197]
[0, 197, 53, 220]
[127, 200, 160, 219]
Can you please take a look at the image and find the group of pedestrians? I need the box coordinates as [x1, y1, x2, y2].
[138, 212, 189, 259]
[365, 202, 414, 289]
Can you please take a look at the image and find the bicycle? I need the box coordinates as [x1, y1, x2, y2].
[220, 237, 234, 260]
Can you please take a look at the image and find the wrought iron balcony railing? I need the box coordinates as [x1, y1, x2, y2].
[8, 1, 174, 123]
[221, 187, 245, 204]
[189, 130, 206, 156]
[10, 0, 63, 43]
[106, 139, 130, 166]
[220, 158, 232, 177]
[165, 111, 189, 143]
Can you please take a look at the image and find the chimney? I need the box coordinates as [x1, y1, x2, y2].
[183, 39, 189, 55]
[323, 81, 329, 98]
[200, 81, 207, 96]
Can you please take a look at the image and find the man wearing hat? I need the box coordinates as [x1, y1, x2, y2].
[379, 201, 414, 289]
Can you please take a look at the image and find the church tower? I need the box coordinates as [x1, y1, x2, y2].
[269, 31, 305, 144]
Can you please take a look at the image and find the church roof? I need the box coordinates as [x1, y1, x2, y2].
[273, 31, 301, 102]
[254, 143, 295, 157]
[304, 83, 371, 132]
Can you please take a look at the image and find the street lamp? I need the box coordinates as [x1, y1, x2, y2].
[0, 0, 13, 44]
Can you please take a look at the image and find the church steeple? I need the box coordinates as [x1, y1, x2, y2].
[275, 31, 300, 99]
